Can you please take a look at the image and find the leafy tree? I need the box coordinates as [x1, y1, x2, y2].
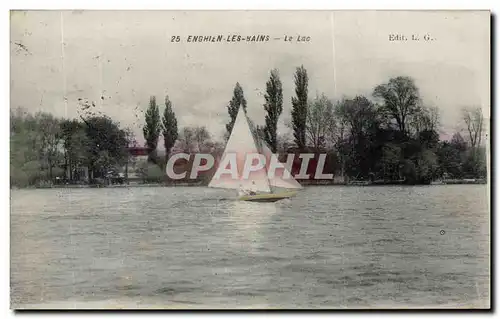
[171, 125, 212, 154]
[178, 127, 196, 153]
[379, 143, 402, 180]
[10, 109, 67, 186]
[401, 159, 418, 184]
[373, 76, 420, 137]
[69, 128, 91, 179]
[335, 96, 379, 178]
[82, 116, 128, 180]
[417, 129, 440, 150]
[143, 96, 161, 163]
[306, 93, 334, 151]
[416, 149, 439, 183]
[436, 141, 461, 178]
[474, 147, 487, 178]
[291, 65, 308, 150]
[37, 113, 62, 180]
[225, 82, 247, 137]
[451, 132, 467, 152]
[60, 119, 89, 181]
[193, 126, 212, 152]
[10, 109, 40, 165]
[10, 109, 43, 186]
[162, 95, 178, 163]
[277, 132, 293, 153]
[462, 106, 484, 149]
[411, 106, 440, 135]
[263, 69, 283, 153]
[460, 106, 486, 177]
[255, 125, 266, 141]
[332, 102, 349, 178]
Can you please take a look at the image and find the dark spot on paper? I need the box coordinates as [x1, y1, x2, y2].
[13, 42, 31, 55]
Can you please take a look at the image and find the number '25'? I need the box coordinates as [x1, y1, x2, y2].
[171, 36, 180, 43]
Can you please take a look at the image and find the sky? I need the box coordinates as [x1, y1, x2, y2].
[10, 10, 490, 147]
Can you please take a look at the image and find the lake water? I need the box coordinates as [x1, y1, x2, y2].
[10, 185, 490, 309]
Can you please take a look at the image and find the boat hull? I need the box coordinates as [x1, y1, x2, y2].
[238, 191, 298, 202]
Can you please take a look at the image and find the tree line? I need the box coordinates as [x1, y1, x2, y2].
[10, 107, 132, 187]
[216, 68, 487, 184]
[10, 67, 487, 187]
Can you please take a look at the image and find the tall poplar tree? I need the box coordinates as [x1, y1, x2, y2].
[162, 95, 178, 165]
[263, 69, 283, 153]
[143, 96, 161, 163]
[225, 82, 247, 137]
[291, 65, 308, 150]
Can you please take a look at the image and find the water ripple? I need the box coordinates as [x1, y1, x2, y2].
[10, 185, 490, 309]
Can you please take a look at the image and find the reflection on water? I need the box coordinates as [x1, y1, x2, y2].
[226, 200, 278, 252]
[11, 185, 490, 309]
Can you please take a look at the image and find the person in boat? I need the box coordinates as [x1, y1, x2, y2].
[239, 182, 257, 196]
[249, 181, 257, 195]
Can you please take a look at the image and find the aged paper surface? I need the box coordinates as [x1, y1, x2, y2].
[10, 10, 490, 309]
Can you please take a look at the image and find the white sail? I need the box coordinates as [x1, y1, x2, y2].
[260, 140, 303, 190]
[208, 107, 271, 193]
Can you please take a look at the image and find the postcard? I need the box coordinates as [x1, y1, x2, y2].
[10, 10, 490, 309]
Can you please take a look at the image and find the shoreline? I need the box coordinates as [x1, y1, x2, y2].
[10, 179, 487, 190]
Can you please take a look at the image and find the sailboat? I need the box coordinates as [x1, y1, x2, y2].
[208, 106, 302, 202]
